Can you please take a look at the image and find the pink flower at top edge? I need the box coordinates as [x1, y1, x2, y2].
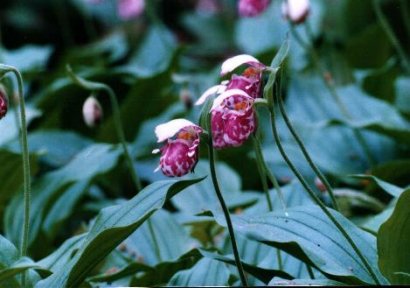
[238, 0, 271, 17]
[118, 0, 145, 20]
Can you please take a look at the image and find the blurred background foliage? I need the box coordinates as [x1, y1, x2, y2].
[0, 0, 409, 286]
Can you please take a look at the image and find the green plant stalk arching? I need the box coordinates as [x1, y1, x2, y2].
[206, 113, 248, 287]
[289, 24, 377, 168]
[0, 64, 31, 286]
[266, 82, 382, 285]
[66, 65, 142, 192]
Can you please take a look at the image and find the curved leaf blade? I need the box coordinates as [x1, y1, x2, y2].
[225, 205, 387, 284]
[35, 177, 204, 288]
[378, 189, 410, 284]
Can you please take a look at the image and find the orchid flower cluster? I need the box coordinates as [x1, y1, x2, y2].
[153, 55, 269, 177]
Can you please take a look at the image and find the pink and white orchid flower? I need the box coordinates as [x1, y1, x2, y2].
[210, 89, 257, 149]
[281, 0, 310, 24]
[195, 54, 265, 106]
[238, 0, 271, 17]
[153, 119, 203, 177]
[220, 54, 265, 76]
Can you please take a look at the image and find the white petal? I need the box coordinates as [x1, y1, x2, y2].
[155, 118, 198, 142]
[152, 148, 160, 154]
[220, 54, 261, 75]
[195, 84, 227, 106]
[286, 0, 309, 22]
[211, 89, 253, 110]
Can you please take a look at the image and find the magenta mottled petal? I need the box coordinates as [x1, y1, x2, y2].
[159, 140, 199, 177]
[238, 0, 271, 17]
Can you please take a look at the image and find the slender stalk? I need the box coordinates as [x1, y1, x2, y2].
[275, 91, 340, 211]
[268, 99, 381, 285]
[13, 68, 31, 260]
[52, 0, 74, 47]
[207, 118, 248, 286]
[97, 84, 142, 192]
[66, 67, 143, 192]
[0, 65, 31, 286]
[252, 135, 273, 211]
[252, 135, 284, 271]
[373, 0, 410, 74]
[290, 25, 377, 167]
[252, 134, 288, 215]
[400, 0, 410, 38]
[0, 66, 32, 258]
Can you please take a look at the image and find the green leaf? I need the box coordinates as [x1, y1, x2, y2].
[170, 161, 258, 215]
[378, 189, 410, 284]
[35, 177, 204, 288]
[216, 205, 388, 284]
[0, 257, 50, 284]
[199, 248, 291, 284]
[37, 234, 86, 273]
[395, 76, 410, 113]
[0, 105, 41, 146]
[19, 130, 92, 168]
[350, 174, 404, 197]
[168, 257, 230, 286]
[130, 249, 202, 287]
[123, 209, 198, 266]
[5, 144, 122, 247]
[2, 45, 53, 73]
[235, 2, 287, 55]
[0, 235, 18, 269]
[125, 25, 177, 77]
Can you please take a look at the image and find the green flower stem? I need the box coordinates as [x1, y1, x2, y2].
[252, 134, 288, 215]
[268, 97, 381, 285]
[207, 117, 248, 286]
[289, 25, 376, 168]
[252, 135, 273, 211]
[252, 135, 285, 271]
[0, 65, 31, 259]
[95, 84, 142, 192]
[373, 0, 410, 74]
[66, 66, 142, 192]
[400, 0, 410, 38]
[275, 91, 340, 211]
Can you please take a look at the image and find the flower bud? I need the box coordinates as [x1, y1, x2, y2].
[282, 0, 310, 24]
[82, 96, 103, 127]
[238, 0, 271, 17]
[0, 88, 8, 120]
[153, 119, 203, 177]
[179, 88, 193, 110]
[314, 177, 327, 193]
